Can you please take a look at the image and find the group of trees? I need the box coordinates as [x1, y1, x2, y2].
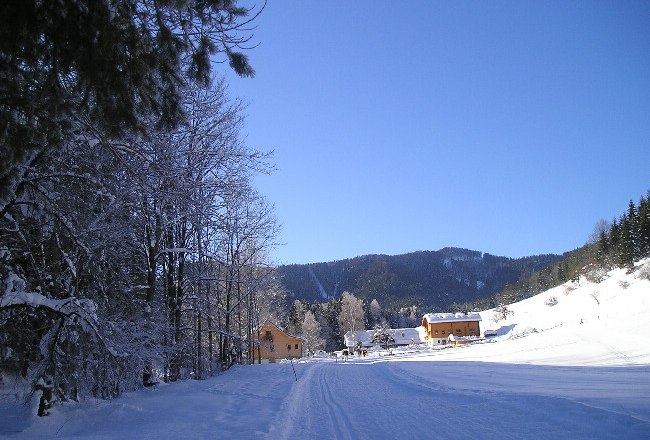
[0, 0, 279, 409]
[456, 191, 650, 313]
[287, 297, 342, 354]
[597, 194, 650, 268]
[285, 293, 421, 354]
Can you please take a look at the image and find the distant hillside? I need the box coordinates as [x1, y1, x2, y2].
[276, 247, 562, 311]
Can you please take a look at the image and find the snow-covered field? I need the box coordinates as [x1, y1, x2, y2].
[2, 260, 650, 439]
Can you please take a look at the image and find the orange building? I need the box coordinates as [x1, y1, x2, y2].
[421, 313, 481, 346]
[257, 321, 304, 363]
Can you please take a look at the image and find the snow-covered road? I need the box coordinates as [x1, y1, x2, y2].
[267, 358, 650, 440]
[4, 354, 650, 439]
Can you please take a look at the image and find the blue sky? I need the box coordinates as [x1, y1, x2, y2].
[225, 1, 650, 265]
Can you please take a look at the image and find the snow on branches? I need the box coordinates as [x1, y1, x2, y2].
[0, 272, 135, 411]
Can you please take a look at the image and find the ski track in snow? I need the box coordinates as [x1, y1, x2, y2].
[317, 366, 354, 439]
[266, 359, 650, 440]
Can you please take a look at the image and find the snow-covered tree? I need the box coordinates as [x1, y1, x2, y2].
[494, 304, 513, 322]
[301, 311, 324, 355]
[0, 78, 280, 411]
[369, 299, 382, 327]
[338, 292, 365, 335]
[371, 322, 395, 351]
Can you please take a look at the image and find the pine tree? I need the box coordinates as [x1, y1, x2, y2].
[1, 0, 259, 214]
[316, 299, 344, 351]
[618, 202, 639, 268]
[287, 300, 305, 336]
[608, 220, 621, 265]
[627, 200, 641, 261]
[370, 322, 395, 351]
[637, 193, 650, 258]
[597, 229, 610, 264]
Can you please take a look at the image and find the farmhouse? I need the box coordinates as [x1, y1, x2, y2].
[257, 321, 304, 363]
[421, 312, 482, 346]
[344, 327, 425, 350]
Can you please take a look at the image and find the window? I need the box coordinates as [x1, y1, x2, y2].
[265, 331, 273, 341]
[434, 330, 438, 334]
[270, 345, 275, 352]
[295, 344, 299, 349]
[456, 329, 461, 334]
[287, 344, 292, 351]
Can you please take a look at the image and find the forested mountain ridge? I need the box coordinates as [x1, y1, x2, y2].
[277, 248, 562, 311]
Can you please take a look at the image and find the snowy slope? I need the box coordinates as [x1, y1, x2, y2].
[2, 259, 649, 439]
[473, 258, 650, 366]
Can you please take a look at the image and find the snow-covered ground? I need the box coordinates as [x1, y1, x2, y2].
[2, 260, 650, 439]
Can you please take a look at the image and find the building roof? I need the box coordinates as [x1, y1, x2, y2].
[258, 320, 304, 341]
[422, 312, 482, 324]
[344, 327, 426, 347]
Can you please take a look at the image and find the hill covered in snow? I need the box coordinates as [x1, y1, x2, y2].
[472, 257, 650, 366]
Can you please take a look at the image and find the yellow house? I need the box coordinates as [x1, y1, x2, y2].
[257, 321, 304, 363]
[421, 313, 481, 346]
